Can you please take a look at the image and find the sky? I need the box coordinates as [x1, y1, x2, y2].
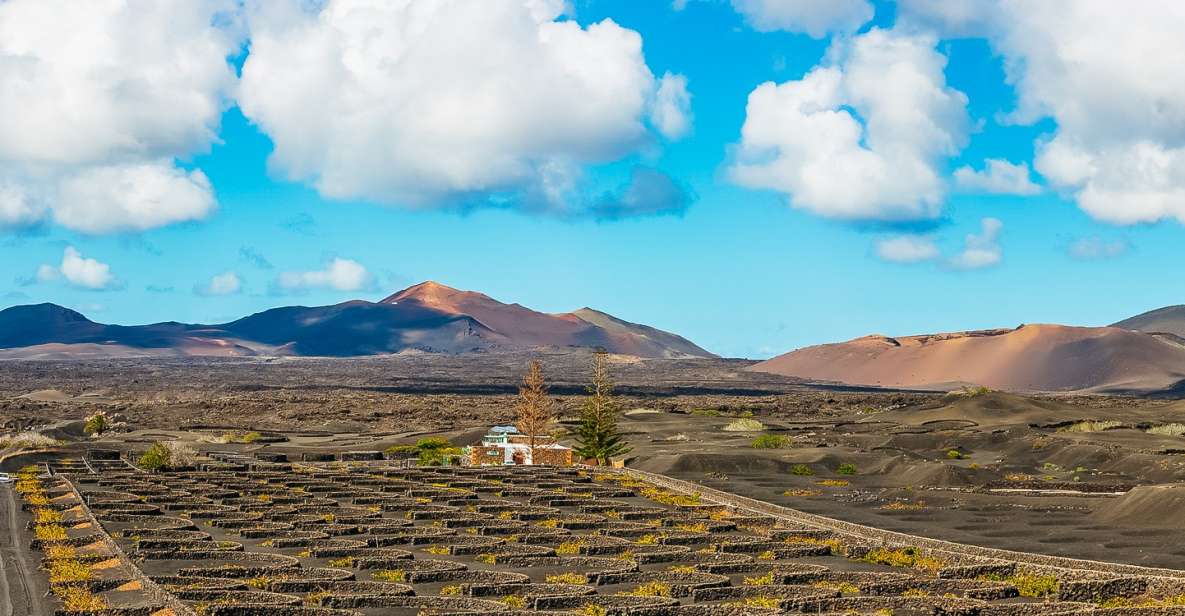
[2, 0, 1185, 359]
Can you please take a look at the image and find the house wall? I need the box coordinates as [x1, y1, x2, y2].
[467, 444, 573, 466]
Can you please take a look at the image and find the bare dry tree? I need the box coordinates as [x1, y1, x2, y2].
[515, 359, 554, 464]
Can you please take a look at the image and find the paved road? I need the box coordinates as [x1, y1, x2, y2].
[0, 485, 52, 616]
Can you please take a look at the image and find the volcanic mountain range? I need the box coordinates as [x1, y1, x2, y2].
[0, 281, 715, 360]
[5, 284, 1185, 394]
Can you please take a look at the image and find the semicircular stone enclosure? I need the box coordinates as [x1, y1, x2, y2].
[9, 453, 1185, 616]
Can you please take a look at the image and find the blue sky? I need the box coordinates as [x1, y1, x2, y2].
[3, 0, 1182, 358]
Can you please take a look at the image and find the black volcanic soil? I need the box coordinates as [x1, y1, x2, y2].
[0, 351, 933, 433]
[5, 352, 1185, 571]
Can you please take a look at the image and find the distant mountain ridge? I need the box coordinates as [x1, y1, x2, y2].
[1112, 305, 1185, 338]
[0, 282, 716, 360]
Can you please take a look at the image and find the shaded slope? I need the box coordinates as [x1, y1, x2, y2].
[216, 300, 501, 356]
[1113, 305, 1185, 338]
[0, 304, 254, 356]
[750, 324, 1185, 393]
[569, 307, 717, 358]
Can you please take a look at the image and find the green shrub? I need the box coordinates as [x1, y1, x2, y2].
[946, 450, 964, 459]
[220, 431, 263, 444]
[952, 385, 992, 397]
[790, 464, 814, 476]
[723, 418, 764, 432]
[384, 444, 418, 457]
[416, 437, 451, 450]
[979, 572, 1059, 598]
[751, 434, 791, 449]
[83, 412, 109, 436]
[138, 443, 170, 471]
[835, 463, 858, 475]
[419, 446, 464, 466]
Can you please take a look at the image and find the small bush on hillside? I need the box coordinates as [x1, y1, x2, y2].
[946, 449, 964, 459]
[1147, 424, 1185, 437]
[0, 432, 59, 452]
[836, 463, 858, 475]
[138, 441, 196, 471]
[83, 412, 109, 436]
[421, 447, 464, 466]
[384, 444, 418, 457]
[950, 385, 991, 397]
[138, 443, 171, 471]
[979, 572, 1059, 598]
[723, 418, 764, 432]
[790, 464, 814, 476]
[220, 431, 262, 443]
[416, 437, 451, 450]
[751, 434, 791, 449]
[1059, 420, 1123, 433]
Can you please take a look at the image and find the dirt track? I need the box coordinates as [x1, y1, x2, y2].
[0, 485, 51, 616]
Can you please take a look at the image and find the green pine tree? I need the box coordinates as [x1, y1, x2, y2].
[573, 351, 631, 465]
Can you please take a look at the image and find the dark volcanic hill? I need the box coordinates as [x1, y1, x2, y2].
[0, 282, 715, 359]
[1112, 305, 1185, 338]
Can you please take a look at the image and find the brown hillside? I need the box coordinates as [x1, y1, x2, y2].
[750, 324, 1185, 393]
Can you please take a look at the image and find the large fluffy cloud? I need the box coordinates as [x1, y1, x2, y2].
[730, 0, 874, 38]
[729, 28, 969, 221]
[0, 0, 239, 233]
[902, 1, 1185, 225]
[239, 0, 691, 212]
[53, 163, 216, 234]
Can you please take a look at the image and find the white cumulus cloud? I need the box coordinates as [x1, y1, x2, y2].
[730, 0, 874, 38]
[38, 246, 118, 290]
[0, 0, 239, 233]
[196, 271, 242, 296]
[875, 235, 940, 263]
[902, 1, 1185, 225]
[876, 219, 1004, 269]
[0, 181, 46, 228]
[650, 72, 693, 140]
[35, 264, 60, 283]
[277, 258, 372, 293]
[953, 159, 1040, 195]
[239, 0, 690, 211]
[729, 28, 969, 221]
[53, 163, 216, 234]
[947, 218, 1003, 270]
